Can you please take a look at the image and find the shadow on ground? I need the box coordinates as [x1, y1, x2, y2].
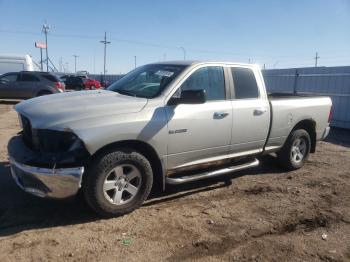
[0, 100, 21, 105]
[0, 155, 284, 237]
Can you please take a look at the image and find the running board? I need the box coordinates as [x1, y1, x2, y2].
[165, 158, 259, 185]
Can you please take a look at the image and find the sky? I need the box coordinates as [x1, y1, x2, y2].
[0, 0, 349, 74]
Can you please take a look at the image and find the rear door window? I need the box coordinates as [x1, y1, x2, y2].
[73, 77, 82, 84]
[20, 73, 40, 82]
[231, 67, 259, 99]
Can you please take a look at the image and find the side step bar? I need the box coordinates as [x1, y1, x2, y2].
[166, 158, 259, 185]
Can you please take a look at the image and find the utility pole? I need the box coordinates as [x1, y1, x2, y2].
[100, 32, 111, 79]
[314, 52, 320, 67]
[73, 55, 78, 73]
[134, 56, 137, 69]
[40, 48, 43, 71]
[42, 23, 50, 72]
[180, 46, 186, 60]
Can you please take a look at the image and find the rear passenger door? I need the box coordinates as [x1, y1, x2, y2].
[229, 66, 270, 155]
[17, 73, 40, 98]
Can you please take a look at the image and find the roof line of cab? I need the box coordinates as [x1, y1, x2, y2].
[151, 60, 256, 68]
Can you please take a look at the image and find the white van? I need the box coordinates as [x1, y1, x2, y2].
[0, 55, 34, 75]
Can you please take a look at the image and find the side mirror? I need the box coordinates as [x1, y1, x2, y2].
[169, 89, 206, 105]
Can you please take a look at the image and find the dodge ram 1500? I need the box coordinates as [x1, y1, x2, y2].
[8, 61, 332, 216]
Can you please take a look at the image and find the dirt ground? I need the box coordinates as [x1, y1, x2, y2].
[0, 102, 349, 262]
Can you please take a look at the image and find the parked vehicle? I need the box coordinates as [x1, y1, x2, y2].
[82, 78, 101, 90]
[61, 75, 84, 90]
[8, 61, 332, 216]
[61, 75, 101, 90]
[0, 54, 34, 75]
[0, 71, 65, 99]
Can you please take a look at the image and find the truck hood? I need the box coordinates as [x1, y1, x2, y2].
[15, 90, 148, 129]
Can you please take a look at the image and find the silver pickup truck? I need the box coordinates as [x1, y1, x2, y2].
[8, 61, 332, 216]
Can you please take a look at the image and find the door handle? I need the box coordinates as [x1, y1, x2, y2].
[214, 112, 229, 119]
[253, 108, 267, 116]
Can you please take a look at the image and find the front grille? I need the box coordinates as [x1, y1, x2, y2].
[20, 115, 33, 149]
[18, 115, 78, 153]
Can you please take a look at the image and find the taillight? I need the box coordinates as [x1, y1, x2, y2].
[55, 82, 65, 92]
[328, 107, 333, 123]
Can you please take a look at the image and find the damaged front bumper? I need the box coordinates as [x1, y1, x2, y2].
[9, 157, 84, 198]
[8, 135, 88, 199]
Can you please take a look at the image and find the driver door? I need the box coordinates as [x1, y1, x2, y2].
[165, 66, 233, 170]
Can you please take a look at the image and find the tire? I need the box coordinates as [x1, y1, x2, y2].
[83, 148, 153, 217]
[277, 129, 311, 170]
[91, 85, 96, 90]
[37, 91, 52, 96]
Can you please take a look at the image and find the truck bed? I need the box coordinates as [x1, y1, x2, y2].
[265, 94, 332, 152]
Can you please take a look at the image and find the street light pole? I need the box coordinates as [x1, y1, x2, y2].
[180, 46, 186, 60]
[73, 55, 78, 73]
[100, 32, 111, 80]
[42, 23, 50, 72]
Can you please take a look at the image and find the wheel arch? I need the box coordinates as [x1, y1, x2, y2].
[291, 119, 317, 153]
[91, 140, 164, 191]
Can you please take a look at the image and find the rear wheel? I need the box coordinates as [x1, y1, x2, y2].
[277, 129, 311, 170]
[83, 148, 153, 217]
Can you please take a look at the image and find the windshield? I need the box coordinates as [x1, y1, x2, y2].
[107, 64, 187, 98]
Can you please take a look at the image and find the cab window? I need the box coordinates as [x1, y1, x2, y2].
[231, 67, 259, 99]
[180, 66, 225, 101]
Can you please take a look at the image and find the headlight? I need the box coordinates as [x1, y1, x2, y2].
[33, 129, 80, 153]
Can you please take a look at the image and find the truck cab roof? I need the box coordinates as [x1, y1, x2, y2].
[152, 60, 255, 67]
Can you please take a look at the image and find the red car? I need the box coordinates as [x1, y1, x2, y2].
[83, 78, 101, 90]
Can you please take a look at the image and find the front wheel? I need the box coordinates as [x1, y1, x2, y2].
[83, 149, 153, 217]
[277, 129, 311, 170]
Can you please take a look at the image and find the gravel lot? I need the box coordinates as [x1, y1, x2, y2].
[0, 103, 349, 261]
